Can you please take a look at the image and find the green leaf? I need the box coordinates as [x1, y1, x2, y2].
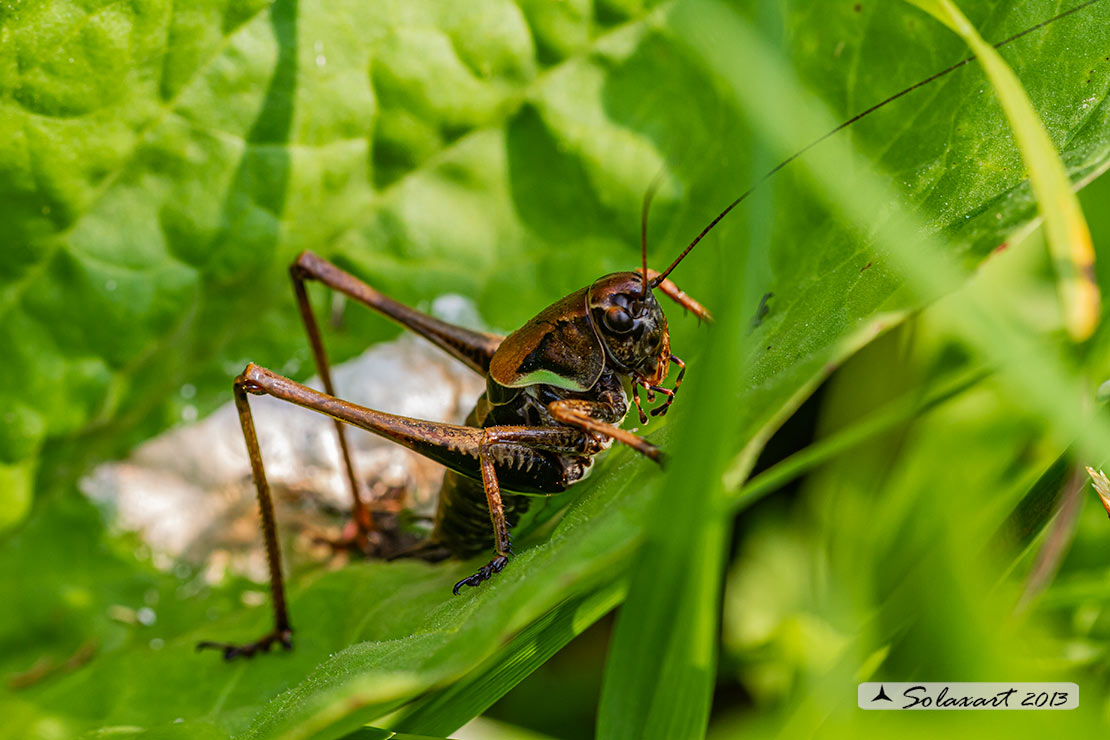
[391, 580, 626, 736]
[3, 1, 1110, 738]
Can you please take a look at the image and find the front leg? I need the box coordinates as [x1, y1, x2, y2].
[548, 398, 664, 465]
[646, 268, 712, 322]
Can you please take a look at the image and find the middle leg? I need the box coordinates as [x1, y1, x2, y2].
[451, 425, 602, 594]
[287, 251, 506, 551]
[290, 266, 375, 551]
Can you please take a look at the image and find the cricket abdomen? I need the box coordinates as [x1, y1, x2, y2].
[433, 471, 531, 558]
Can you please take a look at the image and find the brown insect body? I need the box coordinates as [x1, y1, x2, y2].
[197, 256, 700, 658]
[432, 272, 670, 558]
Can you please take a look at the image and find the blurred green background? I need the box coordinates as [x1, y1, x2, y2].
[2, 0, 1110, 737]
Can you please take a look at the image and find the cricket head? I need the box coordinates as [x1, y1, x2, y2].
[587, 272, 671, 386]
[586, 271, 684, 421]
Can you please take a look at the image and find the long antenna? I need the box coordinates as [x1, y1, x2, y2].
[649, 0, 1105, 287]
[640, 169, 667, 297]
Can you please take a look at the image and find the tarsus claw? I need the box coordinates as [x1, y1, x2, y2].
[196, 629, 293, 660]
[452, 555, 509, 595]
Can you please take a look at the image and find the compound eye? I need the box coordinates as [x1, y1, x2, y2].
[603, 306, 634, 333]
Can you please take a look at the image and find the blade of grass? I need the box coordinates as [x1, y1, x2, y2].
[994, 454, 1073, 553]
[733, 368, 988, 512]
[331, 729, 424, 740]
[595, 351, 739, 739]
[595, 50, 753, 740]
[908, 0, 1102, 340]
[594, 285, 741, 733]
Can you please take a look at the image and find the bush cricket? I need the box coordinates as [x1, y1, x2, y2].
[197, 0, 1104, 659]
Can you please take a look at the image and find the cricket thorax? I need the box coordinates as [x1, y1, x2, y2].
[483, 370, 628, 433]
[493, 370, 629, 488]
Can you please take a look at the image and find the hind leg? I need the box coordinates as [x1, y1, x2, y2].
[196, 365, 587, 658]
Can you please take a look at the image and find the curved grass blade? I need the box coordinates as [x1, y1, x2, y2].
[908, 0, 1102, 340]
[686, 0, 1110, 465]
[594, 335, 738, 739]
[994, 454, 1073, 553]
